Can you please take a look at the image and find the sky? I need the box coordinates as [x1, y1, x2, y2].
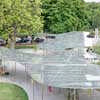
[84, 0, 100, 2]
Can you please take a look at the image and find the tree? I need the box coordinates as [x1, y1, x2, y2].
[0, 0, 43, 48]
[89, 3, 100, 29]
[42, 0, 90, 33]
[85, 3, 100, 35]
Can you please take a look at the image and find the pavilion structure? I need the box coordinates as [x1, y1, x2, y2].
[0, 32, 100, 100]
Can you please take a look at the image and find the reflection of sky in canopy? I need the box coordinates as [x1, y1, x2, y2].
[1, 47, 100, 89]
[38, 32, 84, 51]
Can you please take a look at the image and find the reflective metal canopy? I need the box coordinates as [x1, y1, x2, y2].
[38, 32, 84, 51]
[0, 47, 100, 89]
[0, 32, 100, 89]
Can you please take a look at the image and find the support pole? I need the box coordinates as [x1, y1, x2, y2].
[74, 89, 76, 100]
[42, 85, 44, 100]
[67, 89, 71, 100]
[32, 80, 34, 100]
[76, 89, 79, 100]
[14, 61, 16, 76]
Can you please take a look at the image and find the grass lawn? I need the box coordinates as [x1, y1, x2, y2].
[15, 45, 37, 49]
[96, 62, 100, 65]
[93, 44, 100, 55]
[0, 83, 28, 100]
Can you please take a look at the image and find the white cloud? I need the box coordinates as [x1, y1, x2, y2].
[84, 0, 100, 2]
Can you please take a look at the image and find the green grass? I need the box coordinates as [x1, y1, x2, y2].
[93, 44, 100, 55]
[6, 43, 37, 50]
[96, 62, 100, 65]
[15, 45, 37, 49]
[0, 83, 28, 100]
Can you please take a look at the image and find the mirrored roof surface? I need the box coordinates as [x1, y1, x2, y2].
[0, 47, 100, 89]
[43, 64, 100, 89]
[38, 32, 85, 51]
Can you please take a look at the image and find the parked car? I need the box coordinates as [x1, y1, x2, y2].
[16, 37, 21, 42]
[34, 38, 44, 43]
[0, 38, 6, 46]
[45, 35, 56, 39]
[87, 34, 95, 38]
[16, 37, 30, 43]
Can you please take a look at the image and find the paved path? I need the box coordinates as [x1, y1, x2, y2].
[0, 60, 34, 100]
[79, 89, 100, 100]
[0, 60, 66, 100]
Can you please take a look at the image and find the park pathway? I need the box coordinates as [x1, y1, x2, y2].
[0, 60, 34, 100]
[0, 60, 66, 100]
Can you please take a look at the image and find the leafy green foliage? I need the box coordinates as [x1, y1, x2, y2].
[0, 0, 43, 40]
[86, 3, 100, 30]
[42, 0, 90, 33]
[1, 0, 100, 38]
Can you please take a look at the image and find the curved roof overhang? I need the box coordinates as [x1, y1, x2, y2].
[0, 47, 100, 89]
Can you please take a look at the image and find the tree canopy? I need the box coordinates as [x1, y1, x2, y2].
[86, 3, 100, 30]
[42, 0, 90, 33]
[0, 0, 43, 39]
[0, 0, 100, 37]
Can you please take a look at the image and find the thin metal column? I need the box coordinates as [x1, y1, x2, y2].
[41, 85, 44, 100]
[32, 80, 34, 100]
[74, 89, 76, 100]
[67, 89, 71, 100]
[14, 61, 16, 76]
[76, 89, 79, 100]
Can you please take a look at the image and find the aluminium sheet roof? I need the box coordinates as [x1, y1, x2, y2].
[38, 32, 85, 51]
[0, 47, 100, 89]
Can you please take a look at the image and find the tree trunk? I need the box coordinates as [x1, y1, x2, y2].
[95, 28, 99, 39]
[8, 26, 16, 49]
